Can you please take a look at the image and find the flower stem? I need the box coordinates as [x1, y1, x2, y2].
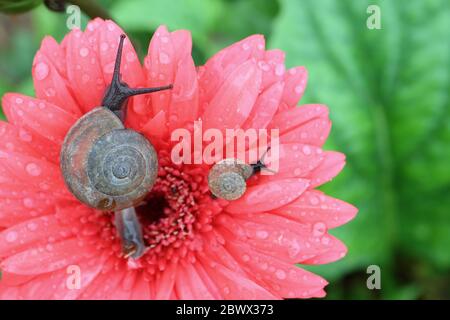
[45, 0, 111, 20]
[68, 0, 111, 20]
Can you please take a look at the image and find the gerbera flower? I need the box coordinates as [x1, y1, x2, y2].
[0, 19, 357, 299]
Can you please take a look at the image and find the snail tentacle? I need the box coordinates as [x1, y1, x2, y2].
[102, 34, 173, 120]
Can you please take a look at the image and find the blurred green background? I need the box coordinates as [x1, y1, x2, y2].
[0, 0, 449, 299]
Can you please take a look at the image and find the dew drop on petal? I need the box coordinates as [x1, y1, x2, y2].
[82, 74, 90, 84]
[294, 85, 303, 94]
[45, 88, 56, 97]
[302, 145, 311, 155]
[26, 163, 42, 176]
[275, 269, 287, 280]
[79, 47, 89, 57]
[19, 129, 33, 142]
[256, 230, 269, 239]
[275, 64, 285, 76]
[242, 254, 250, 262]
[107, 22, 115, 32]
[126, 52, 136, 62]
[321, 236, 330, 245]
[27, 222, 38, 231]
[100, 42, 109, 52]
[35, 62, 49, 81]
[6, 231, 18, 243]
[159, 52, 170, 64]
[104, 62, 115, 74]
[309, 196, 319, 205]
[23, 198, 34, 208]
[312, 222, 327, 237]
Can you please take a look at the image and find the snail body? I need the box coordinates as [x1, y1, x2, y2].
[60, 107, 158, 211]
[114, 207, 146, 259]
[208, 149, 273, 201]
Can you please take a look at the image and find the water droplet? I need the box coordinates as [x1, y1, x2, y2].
[104, 62, 115, 74]
[257, 43, 264, 50]
[321, 236, 330, 245]
[27, 222, 38, 231]
[100, 42, 109, 52]
[312, 222, 327, 237]
[45, 88, 56, 97]
[82, 74, 90, 84]
[107, 22, 115, 31]
[242, 43, 250, 50]
[275, 64, 285, 76]
[15, 97, 24, 104]
[79, 47, 89, 57]
[23, 198, 34, 208]
[126, 52, 136, 62]
[275, 269, 287, 280]
[19, 129, 33, 142]
[302, 145, 311, 155]
[223, 287, 230, 295]
[35, 62, 49, 81]
[160, 36, 169, 43]
[6, 231, 18, 242]
[256, 230, 269, 239]
[294, 85, 303, 94]
[159, 52, 170, 64]
[26, 163, 42, 176]
[242, 254, 250, 262]
[258, 61, 270, 72]
[309, 196, 319, 205]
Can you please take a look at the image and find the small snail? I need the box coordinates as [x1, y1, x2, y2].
[60, 34, 172, 259]
[208, 148, 274, 200]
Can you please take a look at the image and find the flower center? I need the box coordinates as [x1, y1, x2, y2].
[109, 152, 226, 273]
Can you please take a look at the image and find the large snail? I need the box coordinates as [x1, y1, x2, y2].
[60, 35, 172, 258]
[208, 148, 274, 200]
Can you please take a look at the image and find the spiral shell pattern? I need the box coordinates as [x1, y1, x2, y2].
[60, 107, 158, 211]
[207, 158, 253, 200]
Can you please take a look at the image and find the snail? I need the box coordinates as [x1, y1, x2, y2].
[60, 34, 173, 258]
[208, 148, 274, 200]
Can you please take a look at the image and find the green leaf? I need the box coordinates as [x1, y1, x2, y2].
[0, 0, 41, 14]
[111, 0, 223, 58]
[271, 0, 450, 290]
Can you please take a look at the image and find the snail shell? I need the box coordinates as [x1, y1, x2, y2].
[60, 107, 158, 211]
[207, 158, 253, 201]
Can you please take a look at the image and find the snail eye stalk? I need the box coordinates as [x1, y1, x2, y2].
[102, 34, 173, 119]
[250, 147, 275, 175]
